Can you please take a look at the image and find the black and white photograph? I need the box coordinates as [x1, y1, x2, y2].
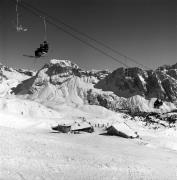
[0, 0, 177, 179]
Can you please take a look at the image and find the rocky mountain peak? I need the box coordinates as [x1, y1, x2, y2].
[49, 59, 79, 68]
[95, 63, 177, 102]
[35, 59, 80, 85]
[34, 59, 110, 85]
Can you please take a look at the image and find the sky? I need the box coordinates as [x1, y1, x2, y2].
[0, 0, 176, 71]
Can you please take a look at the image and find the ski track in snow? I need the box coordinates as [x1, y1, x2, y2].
[0, 127, 177, 180]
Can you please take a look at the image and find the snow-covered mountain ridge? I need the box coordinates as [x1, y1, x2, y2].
[95, 63, 177, 102]
[11, 59, 110, 106]
[38, 59, 110, 85]
[11, 59, 176, 113]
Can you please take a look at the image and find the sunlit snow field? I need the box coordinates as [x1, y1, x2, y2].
[0, 97, 177, 180]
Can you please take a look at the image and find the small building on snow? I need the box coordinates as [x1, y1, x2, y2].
[107, 122, 139, 138]
[52, 121, 94, 133]
[52, 124, 71, 133]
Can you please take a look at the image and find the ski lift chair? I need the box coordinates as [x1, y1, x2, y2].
[34, 41, 49, 58]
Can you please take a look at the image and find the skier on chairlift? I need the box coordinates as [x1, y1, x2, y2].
[43, 41, 49, 53]
[15, 0, 49, 59]
[34, 17, 49, 58]
[34, 41, 49, 58]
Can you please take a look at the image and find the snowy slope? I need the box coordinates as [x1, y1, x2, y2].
[0, 60, 177, 179]
[0, 97, 61, 119]
[0, 125, 177, 180]
[0, 97, 177, 180]
[0, 63, 34, 97]
[0, 96, 63, 130]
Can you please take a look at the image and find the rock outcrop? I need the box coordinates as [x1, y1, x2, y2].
[95, 63, 177, 102]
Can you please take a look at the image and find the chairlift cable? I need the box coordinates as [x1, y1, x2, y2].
[47, 20, 129, 67]
[8, 0, 129, 67]
[16, 0, 19, 31]
[22, 2, 130, 67]
[40, 16, 47, 41]
[44, 17, 47, 41]
[9, 0, 150, 69]
[19, 0, 149, 70]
